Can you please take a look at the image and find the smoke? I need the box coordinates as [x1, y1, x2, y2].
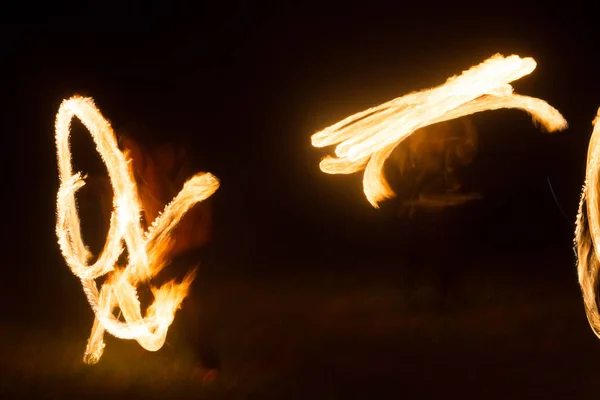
[385, 117, 482, 218]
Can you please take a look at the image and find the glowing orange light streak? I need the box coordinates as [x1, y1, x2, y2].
[55, 96, 219, 364]
[575, 108, 600, 338]
[311, 54, 568, 207]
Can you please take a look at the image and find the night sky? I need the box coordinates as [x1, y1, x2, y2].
[2, 2, 600, 396]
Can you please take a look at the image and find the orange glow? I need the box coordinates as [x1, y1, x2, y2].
[575, 108, 600, 338]
[55, 96, 220, 364]
[311, 54, 568, 207]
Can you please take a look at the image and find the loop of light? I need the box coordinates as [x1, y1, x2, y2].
[55, 96, 220, 364]
[575, 108, 600, 338]
[311, 54, 568, 207]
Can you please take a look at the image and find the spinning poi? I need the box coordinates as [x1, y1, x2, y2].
[55, 96, 220, 364]
[311, 54, 568, 207]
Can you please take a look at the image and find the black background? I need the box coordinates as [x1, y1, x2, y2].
[2, 1, 600, 397]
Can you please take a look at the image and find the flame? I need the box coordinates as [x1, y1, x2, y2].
[575, 108, 600, 338]
[54, 95, 220, 364]
[311, 54, 568, 207]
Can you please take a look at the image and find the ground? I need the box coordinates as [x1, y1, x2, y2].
[2, 248, 600, 399]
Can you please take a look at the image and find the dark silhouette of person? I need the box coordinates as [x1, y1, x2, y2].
[386, 117, 482, 311]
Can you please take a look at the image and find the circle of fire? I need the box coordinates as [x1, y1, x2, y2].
[55, 96, 220, 364]
[311, 54, 568, 207]
[575, 108, 600, 338]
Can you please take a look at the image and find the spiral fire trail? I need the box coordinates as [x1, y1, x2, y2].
[55, 96, 220, 364]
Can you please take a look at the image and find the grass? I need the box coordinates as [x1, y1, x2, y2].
[3, 249, 600, 399]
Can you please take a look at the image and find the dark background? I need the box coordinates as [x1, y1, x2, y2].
[2, 1, 600, 398]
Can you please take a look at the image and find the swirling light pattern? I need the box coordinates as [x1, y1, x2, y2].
[575, 108, 600, 338]
[311, 54, 568, 207]
[55, 95, 220, 364]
